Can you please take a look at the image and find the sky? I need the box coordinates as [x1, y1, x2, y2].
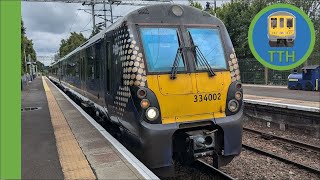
[22, 0, 230, 66]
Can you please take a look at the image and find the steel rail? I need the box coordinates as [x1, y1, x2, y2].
[193, 159, 235, 180]
[243, 127, 320, 153]
[242, 144, 320, 175]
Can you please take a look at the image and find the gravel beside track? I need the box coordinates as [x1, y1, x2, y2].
[243, 130, 320, 170]
[216, 149, 320, 180]
[201, 119, 320, 179]
[163, 160, 235, 180]
[243, 127, 320, 152]
[244, 119, 320, 147]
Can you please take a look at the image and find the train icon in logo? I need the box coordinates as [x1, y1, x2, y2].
[268, 11, 296, 47]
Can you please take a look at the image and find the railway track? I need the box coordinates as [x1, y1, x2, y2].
[169, 159, 235, 180]
[242, 144, 320, 175]
[192, 159, 235, 180]
[243, 127, 320, 153]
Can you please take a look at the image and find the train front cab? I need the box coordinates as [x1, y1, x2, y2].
[287, 71, 302, 90]
[268, 11, 295, 47]
[123, 8, 244, 175]
[136, 72, 243, 176]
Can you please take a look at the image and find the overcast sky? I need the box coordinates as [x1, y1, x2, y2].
[22, 1, 229, 66]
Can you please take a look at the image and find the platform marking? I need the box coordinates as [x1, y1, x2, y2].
[243, 84, 287, 89]
[244, 94, 320, 113]
[47, 76, 159, 180]
[42, 77, 96, 180]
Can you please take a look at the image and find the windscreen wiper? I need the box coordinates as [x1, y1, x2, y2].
[188, 31, 215, 77]
[170, 31, 184, 80]
[170, 47, 183, 79]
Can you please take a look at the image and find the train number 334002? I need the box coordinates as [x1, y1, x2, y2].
[194, 93, 221, 102]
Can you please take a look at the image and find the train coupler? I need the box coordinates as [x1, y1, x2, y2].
[185, 130, 216, 152]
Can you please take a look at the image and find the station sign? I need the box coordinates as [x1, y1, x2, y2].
[248, 3, 315, 70]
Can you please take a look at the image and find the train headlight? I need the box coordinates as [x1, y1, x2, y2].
[235, 91, 242, 100]
[228, 100, 239, 112]
[171, 5, 183, 17]
[146, 107, 159, 121]
[140, 99, 150, 109]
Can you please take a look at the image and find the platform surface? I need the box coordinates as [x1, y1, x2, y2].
[243, 84, 320, 111]
[22, 77, 64, 179]
[244, 84, 320, 102]
[22, 76, 157, 179]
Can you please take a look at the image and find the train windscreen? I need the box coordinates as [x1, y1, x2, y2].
[280, 18, 284, 28]
[140, 27, 185, 72]
[287, 18, 293, 28]
[188, 28, 227, 70]
[271, 18, 277, 28]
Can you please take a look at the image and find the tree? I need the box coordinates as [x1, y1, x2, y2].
[59, 32, 87, 58]
[189, 0, 319, 85]
[271, 0, 320, 64]
[89, 28, 101, 38]
[21, 19, 26, 36]
[191, 0, 320, 63]
[21, 19, 37, 75]
[189, 0, 203, 10]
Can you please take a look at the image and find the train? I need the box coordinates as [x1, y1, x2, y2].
[288, 65, 320, 91]
[268, 11, 296, 47]
[49, 4, 243, 176]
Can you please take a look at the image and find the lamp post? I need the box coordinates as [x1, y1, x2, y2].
[24, 48, 28, 74]
[28, 54, 35, 81]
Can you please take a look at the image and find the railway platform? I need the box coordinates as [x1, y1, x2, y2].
[242, 84, 320, 137]
[243, 84, 320, 112]
[22, 76, 158, 179]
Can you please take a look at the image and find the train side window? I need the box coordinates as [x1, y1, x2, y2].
[79, 57, 82, 80]
[95, 43, 101, 79]
[75, 55, 79, 78]
[280, 18, 284, 28]
[287, 18, 293, 28]
[81, 57, 84, 80]
[271, 18, 277, 28]
[106, 41, 112, 92]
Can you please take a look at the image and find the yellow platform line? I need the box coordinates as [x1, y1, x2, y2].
[42, 76, 96, 180]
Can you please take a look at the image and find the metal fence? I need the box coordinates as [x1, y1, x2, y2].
[238, 58, 304, 85]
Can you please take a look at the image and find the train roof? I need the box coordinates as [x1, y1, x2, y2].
[302, 65, 320, 70]
[52, 4, 224, 67]
[269, 11, 295, 17]
[50, 11, 127, 67]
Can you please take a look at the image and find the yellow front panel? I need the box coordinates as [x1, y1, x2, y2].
[195, 72, 225, 93]
[147, 72, 231, 124]
[157, 73, 194, 95]
[269, 15, 295, 37]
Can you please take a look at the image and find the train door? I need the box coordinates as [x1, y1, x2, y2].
[105, 41, 112, 96]
[80, 52, 87, 96]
